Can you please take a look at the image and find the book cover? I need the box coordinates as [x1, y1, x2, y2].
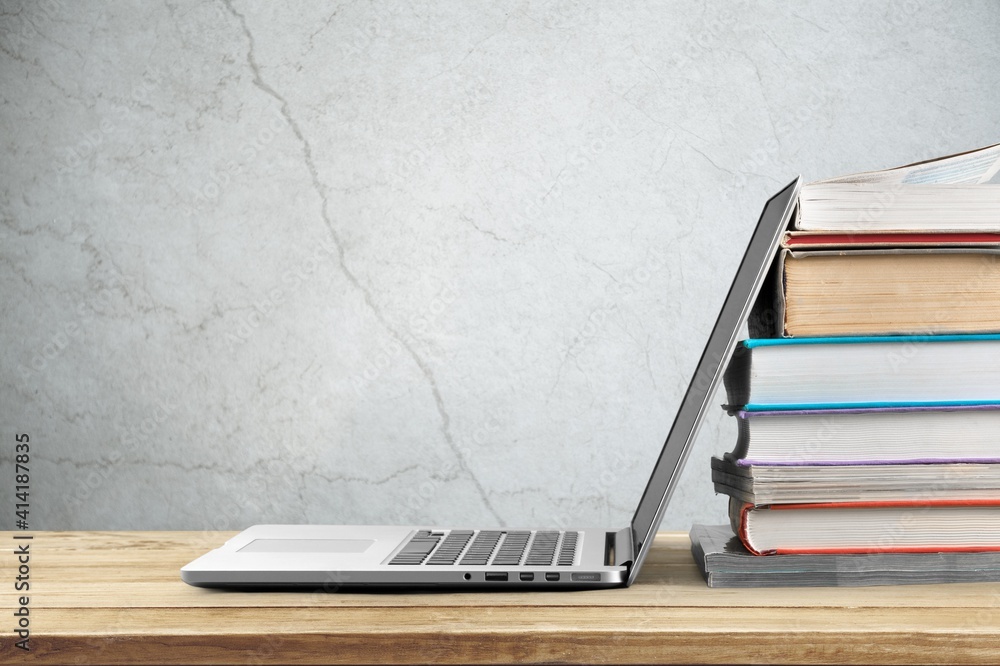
[712, 456, 1000, 505]
[774, 248, 1000, 337]
[733, 497, 1000, 556]
[723, 334, 1000, 409]
[783, 231, 1000, 249]
[725, 404, 1000, 466]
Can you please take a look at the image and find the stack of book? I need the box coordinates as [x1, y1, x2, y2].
[696, 143, 1000, 586]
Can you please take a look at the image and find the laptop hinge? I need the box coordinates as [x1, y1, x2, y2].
[607, 527, 634, 566]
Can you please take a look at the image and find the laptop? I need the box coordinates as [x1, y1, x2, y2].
[181, 177, 800, 589]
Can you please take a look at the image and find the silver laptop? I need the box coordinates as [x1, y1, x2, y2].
[181, 178, 800, 590]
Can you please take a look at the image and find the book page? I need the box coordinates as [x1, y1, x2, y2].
[817, 143, 1000, 186]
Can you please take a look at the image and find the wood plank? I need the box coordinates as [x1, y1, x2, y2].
[26, 605, 1000, 634]
[3, 531, 1000, 664]
[9, 577, 1000, 610]
[9, 608, 1000, 665]
[6, 530, 1000, 610]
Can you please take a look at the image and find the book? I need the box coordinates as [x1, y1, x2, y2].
[722, 334, 1000, 409]
[798, 184, 1000, 231]
[712, 457, 1000, 504]
[795, 143, 1000, 232]
[776, 248, 1000, 337]
[748, 238, 1000, 338]
[730, 498, 1000, 555]
[690, 524, 1000, 588]
[782, 230, 1000, 249]
[723, 405, 1000, 466]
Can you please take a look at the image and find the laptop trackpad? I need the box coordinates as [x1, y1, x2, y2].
[238, 539, 376, 553]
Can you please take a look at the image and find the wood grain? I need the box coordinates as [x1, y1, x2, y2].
[2, 531, 1000, 664]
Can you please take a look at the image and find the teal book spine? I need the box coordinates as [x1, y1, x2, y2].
[743, 333, 1000, 349]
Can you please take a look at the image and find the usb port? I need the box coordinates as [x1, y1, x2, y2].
[519, 572, 534, 581]
[485, 572, 508, 582]
[545, 572, 560, 582]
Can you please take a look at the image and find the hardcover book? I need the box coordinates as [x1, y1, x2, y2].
[722, 335, 1000, 410]
[795, 143, 1000, 232]
[723, 405, 1000, 466]
[730, 498, 1000, 556]
[782, 231, 1000, 249]
[712, 456, 1000, 504]
[690, 524, 1000, 588]
[778, 248, 1000, 337]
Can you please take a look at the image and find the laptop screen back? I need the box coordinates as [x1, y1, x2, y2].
[626, 178, 800, 585]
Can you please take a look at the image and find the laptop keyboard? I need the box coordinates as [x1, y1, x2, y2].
[388, 529, 581, 566]
[429, 530, 475, 564]
[458, 530, 501, 565]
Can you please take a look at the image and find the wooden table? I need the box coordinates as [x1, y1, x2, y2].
[2, 531, 1000, 664]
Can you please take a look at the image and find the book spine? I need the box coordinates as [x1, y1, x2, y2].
[747, 243, 785, 338]
[731, 499, 770, 556]
[721, 343, 752, 409]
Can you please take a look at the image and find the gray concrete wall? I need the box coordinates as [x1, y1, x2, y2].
[2, 0, 998, 531]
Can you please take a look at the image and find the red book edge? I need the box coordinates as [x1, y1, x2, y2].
[775, 545, 1000, 555]
[768, 498, 1000, 510]
[736, 502, 769, 556]
[784, 231, 1000, 247]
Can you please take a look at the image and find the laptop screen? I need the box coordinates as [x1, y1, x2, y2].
[626, 178, 800, 585]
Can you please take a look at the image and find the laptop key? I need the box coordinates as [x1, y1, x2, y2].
[492, 531, 530, 565]
[556, 531, 578, 565]
[388, 531, 442, 565]
[426, 530, 474, 565]
[525, 531, 559, 565]
[458, 530, 502, 565]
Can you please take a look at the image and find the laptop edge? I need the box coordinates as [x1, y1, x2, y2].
[626, 176, 800, 585]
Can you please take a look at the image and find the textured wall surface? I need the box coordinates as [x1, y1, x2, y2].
[2, 0, 999, 532]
